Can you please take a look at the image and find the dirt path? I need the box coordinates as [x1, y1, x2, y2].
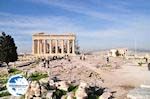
[98, 63, 150, 99]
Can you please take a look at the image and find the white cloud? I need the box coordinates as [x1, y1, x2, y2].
[29, 0, 133, 22]
[0, 12, 82, 35]
[0, 0, 150, 53]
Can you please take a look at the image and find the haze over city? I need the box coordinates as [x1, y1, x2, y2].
[0, 0, 150, 53]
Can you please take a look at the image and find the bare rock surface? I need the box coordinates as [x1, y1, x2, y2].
[99, 92, 112, 99]
[127, 87, 150, 99]
[55, 81, 70, 91]
[75, 82, 87, 99]
[1, 53, 150, 98]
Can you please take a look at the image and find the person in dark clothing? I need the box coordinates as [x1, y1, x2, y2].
[144, 57, 148, 63]
[47, 60, 50, 68]
[107, 57, 109, 63]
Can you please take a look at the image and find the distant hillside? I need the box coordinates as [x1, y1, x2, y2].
[129, 49, 150, 53]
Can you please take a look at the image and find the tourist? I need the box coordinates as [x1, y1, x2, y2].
[107, 56, 109, 63]
[80, 55, 82, 60]
[83, 54, 86, 60]
[47, 59, 50, 68]
[145, 57, 148, 63]
[80, 54, 86, 60]
[148, 63, 150, 71]
[43, 59, 46, 68]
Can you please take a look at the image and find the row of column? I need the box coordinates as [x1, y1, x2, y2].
[33, 39, 75, 55]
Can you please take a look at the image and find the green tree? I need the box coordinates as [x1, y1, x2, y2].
[0, 32, 18, 68]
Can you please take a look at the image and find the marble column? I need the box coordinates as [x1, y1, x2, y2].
[38, 40, 40, 54]
[72, 40, 75, 54]
[39, 40, 42, 54]
[67, 40, 70, 54]
[34, 40, 37, 54]
[40, 41, 42, 54]
[43, 40, 46, 54]
[32, 40, 34, 54]
[49, 40, 52, 54]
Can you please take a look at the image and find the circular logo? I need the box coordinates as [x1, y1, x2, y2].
[6, 74, 29, 96]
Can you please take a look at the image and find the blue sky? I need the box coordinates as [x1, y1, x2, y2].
[0, 0, 150, 53]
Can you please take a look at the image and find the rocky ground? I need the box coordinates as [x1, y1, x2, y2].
[0, 53, 150, 99]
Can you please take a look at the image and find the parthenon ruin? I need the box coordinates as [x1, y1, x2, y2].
[32, 33, 76, 57]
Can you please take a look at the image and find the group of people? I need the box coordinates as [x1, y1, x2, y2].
[39, 58, 50, 68]
[80, 54, 86, 60]
[106, 56, 110, 63]
[39, 55, 110, 68]
[39, 55, 72, 68]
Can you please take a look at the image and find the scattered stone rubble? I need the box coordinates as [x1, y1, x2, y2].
[99, 92, 113, 99]
[25, 78, 113, 99]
